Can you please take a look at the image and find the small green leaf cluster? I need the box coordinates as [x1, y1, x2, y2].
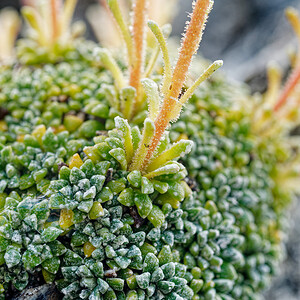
[0, 126, 88, 196]
[48, 119, 191, 229]
[0, 191, 66, 297]
[0, 115, 197, 299]
[16, 39, 77, 65]
[57, 198, 194, 300]
[0, 58, 115, 143]
[15, 38, 98, 66]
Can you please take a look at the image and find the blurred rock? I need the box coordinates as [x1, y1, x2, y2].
[0, 0, 19, 10]
[176, 0, 300, 87]
[11, 284, 60, 300]
[2, 0, 299, 88]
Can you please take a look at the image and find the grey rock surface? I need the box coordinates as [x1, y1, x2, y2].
[176, 0, 300, 84]
[11, 284, 60, 300]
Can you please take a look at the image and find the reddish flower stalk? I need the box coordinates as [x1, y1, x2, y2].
[100, 0, 109, 9]
[21, 0, 34, 5]
[274, 63, 300, 111]
[129, 0, 147, 113]
[141, 0, 213, 170]
[51, 0, 59, 42]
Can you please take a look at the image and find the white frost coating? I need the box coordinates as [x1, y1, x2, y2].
[114, 116, 131, 140]
[147, 139, 193, 173]
[141, 78, 160, 121]
[179, 140, 193, 157]
[93, 47, 104, 62]
[145, 163, 180, 179]
[114, 116, 134, 164]
[78, 178, 90, 190]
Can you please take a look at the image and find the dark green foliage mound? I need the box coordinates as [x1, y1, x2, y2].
[0, 40, 294, 300]
[173, 86, 288, 299]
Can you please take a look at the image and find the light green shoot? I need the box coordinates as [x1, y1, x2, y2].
[153, 132, 170, 155]
[94, 48, 126, 90]
[147, 205, 165, 228]
[106, 0, 133, 65]
[170, 60, 223, 121]
[131, 126, 142, 151]
[115, 117, 134, 163]
[22, 6, 46, 46]
[151, 180, 169, 194]
[147, 21, 172, 94]
[146, 139, 193, 172]
[144, 23, 172, 80]
[144, 46, 160, 79]
[120, 87, 136, 120]
[100, 0, 218, 174]
[129, 118, 155, 171]
[141, 79, 160, 121]
[144, 162, 181, 179]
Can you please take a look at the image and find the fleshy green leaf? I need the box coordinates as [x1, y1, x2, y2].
[129, 118, 155, 171]
[115, 117, 134, 164]
[147, 139, 193, 172]
[144, 163, 181, 179]
[141, 79, 160, 121]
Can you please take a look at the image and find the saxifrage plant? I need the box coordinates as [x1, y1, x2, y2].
[0, 0, 300, 299]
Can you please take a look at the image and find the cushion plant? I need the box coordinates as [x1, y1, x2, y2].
[0, 0, 300, 299]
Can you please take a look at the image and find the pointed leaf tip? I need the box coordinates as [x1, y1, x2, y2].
[114, 116, 134, 163]
[129, 118, 156, 172]
[141, 78, 160, 121]
[93, 48, 126, 90]
[147, 20, 172, 95]
[214, 60, 223, 68]
[106, 0, 133, 64]
[285, 7, 300, 39]
[147, 139, 193, 172]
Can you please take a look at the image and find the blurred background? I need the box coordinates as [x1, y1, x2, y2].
[2, 0, 300, 90]
[1, 1, 300, 299]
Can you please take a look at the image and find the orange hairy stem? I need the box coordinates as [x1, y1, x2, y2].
[141, 0, 212, 170]
[51, 0, 59, 42]
[141, 101, 174, 170]
[21, 0, 34, 5]
[100, 0, 110, 13]
[169, 0, 212, 100]
[129, 0, 147, 112]
[100, 0, 108, 8]
[274, 63, 300, 111]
